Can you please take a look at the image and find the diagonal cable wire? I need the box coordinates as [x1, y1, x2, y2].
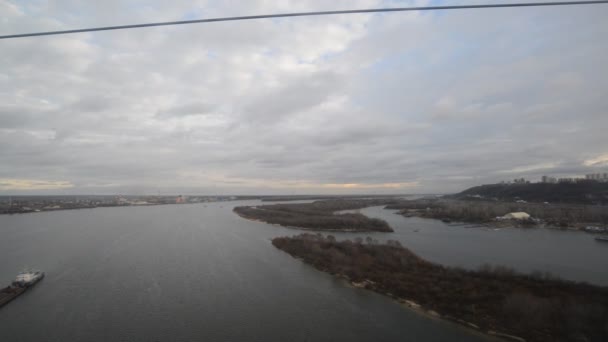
[1, 1, 607, 40]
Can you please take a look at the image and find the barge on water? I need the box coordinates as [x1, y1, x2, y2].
[595, 236, 608, 243]
[0, 270, 45, 308]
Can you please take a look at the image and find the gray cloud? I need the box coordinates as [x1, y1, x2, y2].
[156, 101, 216, 118]
[242, 71, 343, 122]
[0, 0, 607, 195]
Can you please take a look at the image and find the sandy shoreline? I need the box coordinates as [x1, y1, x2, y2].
[331, 268, 525, 341]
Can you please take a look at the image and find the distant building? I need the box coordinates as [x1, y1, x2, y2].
[115, 196, 128, 205]
[541, 175, 557, 184]
[498, 212, 531, 220]
[584, 173, 608, 182]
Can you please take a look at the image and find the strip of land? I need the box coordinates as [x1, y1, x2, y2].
[272, 233, 608, 342]
[388, 198, 608, 231]
[234, 199, 394, 232]
[0, 195, 248, 215]
[453, 182, 608, 205]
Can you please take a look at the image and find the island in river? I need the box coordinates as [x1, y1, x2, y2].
[233, 199, 394, 232]
[272, 233, 608, 342]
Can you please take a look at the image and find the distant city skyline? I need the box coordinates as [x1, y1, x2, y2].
[506, 172, 608, 185]
[1, 1, 607, 195]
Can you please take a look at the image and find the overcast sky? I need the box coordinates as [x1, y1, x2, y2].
[1, 0, 607, 195]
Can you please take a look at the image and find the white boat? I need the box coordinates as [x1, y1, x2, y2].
[12, 270, 45, 288]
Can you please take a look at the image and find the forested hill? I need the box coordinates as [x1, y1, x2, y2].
[452, 182, 608, 205]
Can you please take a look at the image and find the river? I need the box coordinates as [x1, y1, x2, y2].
[340, 206, 608, 285]
[0, 200, 605, 341]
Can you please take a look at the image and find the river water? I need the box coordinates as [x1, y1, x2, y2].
[341, 206, 608, 285]
[0, 201, 606, 341]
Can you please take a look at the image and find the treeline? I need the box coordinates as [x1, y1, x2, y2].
[454, 182, 608, 205]
[273, 234, 608, 342]
[259, 195, 402, 202]
[234, 199, 394, 232]
[387, 199, 608, 226]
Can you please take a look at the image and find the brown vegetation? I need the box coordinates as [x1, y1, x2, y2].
[387, 199, 608, 227]
[273, 233, 608, 342]
[234, 199, 394, 232]
[259, 195, 402, 202]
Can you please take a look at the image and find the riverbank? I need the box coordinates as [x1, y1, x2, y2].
[234, 200, 395, 232]
[452, 182, 608, 205]
[272, 233, 608, 342]
[0, 196, 247, 215]
[387, 198, 608, 231]
[0, 195, 256, 216]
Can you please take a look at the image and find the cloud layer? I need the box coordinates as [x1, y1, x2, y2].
[1, 0, 607, 194]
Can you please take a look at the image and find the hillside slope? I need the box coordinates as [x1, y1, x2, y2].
[453, 182, 608, 204]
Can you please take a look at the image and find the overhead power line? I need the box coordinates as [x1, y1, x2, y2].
[1, 1, 607, 40]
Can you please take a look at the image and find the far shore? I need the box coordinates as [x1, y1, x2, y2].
[387, 198, 608, 233]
